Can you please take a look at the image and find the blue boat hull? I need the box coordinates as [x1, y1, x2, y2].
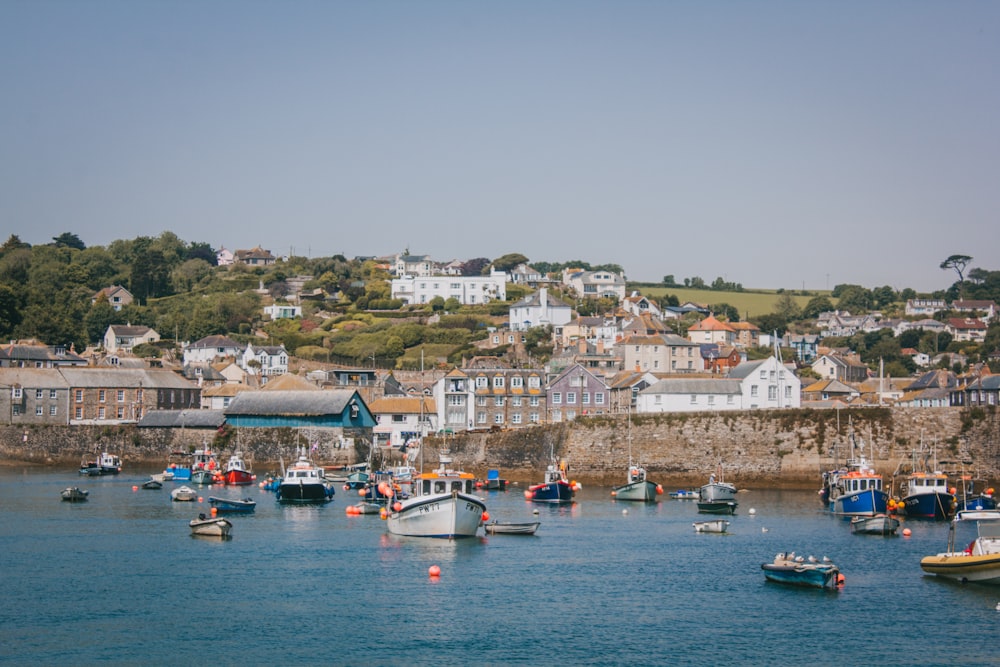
[902, 492, 955, 519]
[762, 563, 840, 589]
[530, 481, 574, 503]
[832, 488, 889, 516]
[962, 494, 997, 511]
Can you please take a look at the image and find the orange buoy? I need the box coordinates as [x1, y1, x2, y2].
[481, 511, 490, 522]
[343, 485, 349, 491]
[379, 508, 388, 519]
[611, 490, 617, 497]
[393, 501, 403, 512]
[132, 485, 138, 492]
[902, 528, 912, 537]
[197, 497, 203, 503]
[358, 488, 367, 497]
[836, 573, 845, 586]
[524, 490, 534, 500]
[210, 507, 218, 517]
[428, 565, 441, 577]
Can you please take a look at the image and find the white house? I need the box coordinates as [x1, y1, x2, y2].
[621, 292, 662, 319]
[263, 304, 303, 320]
[728, 356, 802, 409]
[509, 288, 574, 332]
[905, 299, 947, 317]
[391, 270, 508, 306]
[242, 343, 288, 378]
[183, 335, 244, 365]
[103, 325, 160, 354]
[393, 253, 433, 277]
[562, 269, 627, 301]
[369, 396, 436, 448]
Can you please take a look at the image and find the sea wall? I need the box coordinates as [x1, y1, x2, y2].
[3, 406, 999, 488]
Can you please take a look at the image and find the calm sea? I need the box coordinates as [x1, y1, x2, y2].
[1, 466, 998, 666]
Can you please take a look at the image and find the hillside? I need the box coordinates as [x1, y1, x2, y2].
[631, 285, 821, 319]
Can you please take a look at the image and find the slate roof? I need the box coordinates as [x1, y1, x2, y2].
[58, 368, 197, 389]
[224, 390, 358, 416]
[642, 378, 743, 395]
[137, 409, 226, 428]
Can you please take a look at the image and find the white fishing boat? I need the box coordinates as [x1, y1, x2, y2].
[693, 519, 730, 533]
[386, 452, 486, 538]
[189, 514, 232, 538]
[276, 447, 335, 503]
[849, 513, 900, 535]
[611, 406, 662, 502]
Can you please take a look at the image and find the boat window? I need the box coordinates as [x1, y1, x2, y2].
[434, 482, 445, 493]
[451, 481, 462, 492]
[422, 480, 431, 494]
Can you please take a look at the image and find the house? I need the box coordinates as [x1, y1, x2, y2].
[893, 318, 947, 337]
[92, 285, 133, 311]
[546, 364, 610, 422]
[810, 353, 869, 383]
[440, 259, 465, 276]
[242, 343, 289, 379]
[727, 355, 802, 409]
[857, 376, 913, 404]
[636, 378, 744, 413]
[945, 318, 988, 343]
[686, 314, 737, 346]
[561, 269, 627, 301]
[801, 379, 861, 403]
[898, 369, 959, 407]
[621, 292, 662, 319]
[730, 321, 761, 349]
[183, 335, 244, 365]
[700, 344, 743, 374]
[224, 389, 376, 433]
[103, 324, 160, 355]
[556, 316, 619, 351]
[391, 270, 508, 306]
[548, 338, 623, 380]
[441, 362, 547, 429]
[785, 334, 821, 363]
[0, 368, 72, 425]
[199, 382, 250, 410]
[661, 303, 709, 320]
[434, 368, 474, 433]
[509, 288, 574, 332]
[620, 312, 672, 338]
[605, 369, 660, 413]
[216, 247, 234, 266]
[180, 363, 227, 388]
[621, 333, 701, 374]
[950, 374, 1000, 407]
[263, 303, 303, 320]
[57, 368, 201, 423]
[905, 299, 947, 317]
[951, 299, 997, 322]
[393, 253, 434, 277]
[369, 395, 436, 448]
[0, 341, 87, 368]
[901, 348, 931, 368]
[234, 246, 276, 266]
[508, 263, 551, 287]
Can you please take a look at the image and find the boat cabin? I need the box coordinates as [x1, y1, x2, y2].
[286, 465, 323, 481]
[417, 471, 477, 496]
[628, 466, 647, 484]
[544, 464, 568, 485]
[906, 472, 950, 495]
[837, 472, 883, 495]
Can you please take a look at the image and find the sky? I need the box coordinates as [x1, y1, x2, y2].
[2, 1, 998, 293]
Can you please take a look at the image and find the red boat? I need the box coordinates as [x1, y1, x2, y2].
[222, 452, 255, 486]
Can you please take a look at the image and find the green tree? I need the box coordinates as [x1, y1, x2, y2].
[802, 295, 834, 319]
[429, 296, 445, 312]
[0, 284, 22, 338]
[444, 297, 461, 312]
[774, 293, 802, 321]
[836, 285, 873, 313]
[130, 249, 172, 303]
[940, 254, 972, 294]
[84, 298, 118, 344]
[51, 232, 86, 250]
[491, 253, 529, 273]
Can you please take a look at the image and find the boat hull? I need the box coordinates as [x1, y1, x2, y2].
[528, 481, 574, 503]
[613, 480, 659, 502]
[61, 487, 89, 502]
[190, 470, 217, 485]
[850, 514, 899, 535]
[669, 490, 700, 500]
[484, 521, 539, 535]
[171, 486, 198, 502]
[832, 488, 889, 517]
[762, 562, 841, 589]
[697, 500, 737, 515]
[700, 482, 737, 503]
[920, 554, 1000, 584]
[902, 492, 956, 520]
[276, 481, 334, 503]
[387, 492, 486, 538]
[223, 470, 255, 486]
[961, 494, 997, 511]
[693, 520, 730, 533]
[208, 497, 256, 513]
[189, 517, 232, 538]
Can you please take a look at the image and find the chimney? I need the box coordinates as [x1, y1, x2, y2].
[597, 340, 604, 355]
[540, 287, 547, 311]
[578, 338, 587, 354]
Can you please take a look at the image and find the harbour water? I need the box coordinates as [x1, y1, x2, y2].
[2, 466, 998, 666]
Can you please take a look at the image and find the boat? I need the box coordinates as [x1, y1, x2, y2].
[386, 452, 486, 538]
[957, 476, 996, 512]
[171, 485, 198, 502]
[899, 471, 956, 520]
[699, 466, 737, 503]
[697, 500, 738, 515]
[347, 501, 384, 515]
[693, 519, 730, 533]
[276, 448, 335, 503]
[484, 521, 540, 535]
[920, 517, 1000, 584]
[819, 425, 889, 516]
[208, 496, 257, 513]
[610, 407, 663, 502]
[78, 452, 122, 476]
[61, 487, 89, 502]
[849, 514, 900, 535]
[162, 451, 192, 481]
[222, 451, 255, 486]
[761, 552, 843, 589]
[189, 514, 233, 538]
[484, 469, 508, 491]
[956, 509, 1000, 521]
[150, 471, 174, 483]
[141, 479, 163, 490]
[190, 468, 218, 485]
[526, 458, 578, 504]
[669, 489, 700, 500]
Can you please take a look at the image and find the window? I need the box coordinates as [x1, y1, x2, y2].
[492, 376, 504, 389]
[12, 387, 22, 399]
[655, 395, 662, 405]
[494, 396, 504, 407]
[582, 392, 590, 405]
[477, 396, 487, 406]
[493, 336, 500, 344]
[512, 397, 522, 407]
[12, 406, 20, 416]
[751, 385, 758, 397]
[448, 395, 464, 406]
[477, 412, 487, 424]
[117, 390, 125, 402]
[49, 389, 57, 399]
[99, 390, 106, 403]
[136, 389, 143, 402]
[98, 407, 105, 419]
[36, 389, 43, 399]
[528, 376, 540, 389]
[512, 413, 522, 425]
[768, 386, 777, 400]
[785, 386, 792, 399]
[690, 395, 697, 403]
[595, 392, 604, 405]
[49, 405, 57, 416]
[511, 376, 523, 389]
[759, 371, 767, 380]
[117, 407, 125, 419]
[75, 407, 82, 420]
[552, 392, 562, 404]
[475, 376, 488, 389]
[392, 414, 406, 423]
[708, 395, 715, 405]
[507, 335, 514, 344]
[529, 412, 540, 424]
[494, 414, 504, 424]
[530, 397, 539, 407]
[36, 406, 43, 416]
[727, 395, 734, 405]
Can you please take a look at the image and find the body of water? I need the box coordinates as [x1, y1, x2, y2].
[2, 466, 998, 666]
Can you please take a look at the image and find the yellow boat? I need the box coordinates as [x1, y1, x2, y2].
[920, 519, 1000, 584]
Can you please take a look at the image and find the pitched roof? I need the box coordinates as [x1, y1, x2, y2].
[224, 390, 360, 416]
[188, 335, 243, 350]
[137, 409, 225, 428]
[642, 378, 743, 395]
[687, 314, 736, 333]
[368, 396, 436, 414]
[262, 373, 318, 391]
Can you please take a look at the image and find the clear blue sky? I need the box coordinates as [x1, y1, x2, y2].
[2, 1, 998, 292]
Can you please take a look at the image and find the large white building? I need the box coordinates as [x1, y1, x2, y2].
[391, 270, 508, 306]
[509, 288, 574, 332]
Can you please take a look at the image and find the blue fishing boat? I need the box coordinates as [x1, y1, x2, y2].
[900, 471, 956, 519]
[761, 552, 842, 589]
[819, 425, 888, 516]
[526, 460, 577, 503]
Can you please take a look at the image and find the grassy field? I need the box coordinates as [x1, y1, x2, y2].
[633, 285, 824, 319]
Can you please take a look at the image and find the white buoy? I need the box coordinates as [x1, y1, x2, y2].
[762, 527, 768, 533]
[622, 508, 628, 515]
[533, 509, 539, 515]
[748, 508, 757, 516]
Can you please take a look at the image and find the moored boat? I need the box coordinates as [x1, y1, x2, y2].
[920, 517, 1000, 584]
[61, 487, 89, 502]
[762, 552, 842, 589]
[484, 521, 540, 535]
[697, 500, 738, 515]
[819, 424, 888, 517]
[208, 496, 257, 513]
[900, 471, 956, 520]
[386, 453, 486, 538]
[612, 464, 662, 502]
[484, 469, 508, 491]
[849, 514, 900, 535]
[79, 452, 122, 476]
[190, 468, 219, 485]
[171, 485, 198, 502]
[276, 448, 335, 503]
[693, 519, 730, 533]
[141, 479, 163, 490]
[699, 467, 737, 503]
[669, 489, 700, 500]
[526, 460, 578, 504]
[222, 451, 255, 486]
[189, 514, 233, 538]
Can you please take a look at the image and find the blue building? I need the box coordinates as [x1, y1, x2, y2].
[224, 390, 376, 430]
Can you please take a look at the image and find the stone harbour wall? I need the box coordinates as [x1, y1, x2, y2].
[3, 406, 998, 489]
